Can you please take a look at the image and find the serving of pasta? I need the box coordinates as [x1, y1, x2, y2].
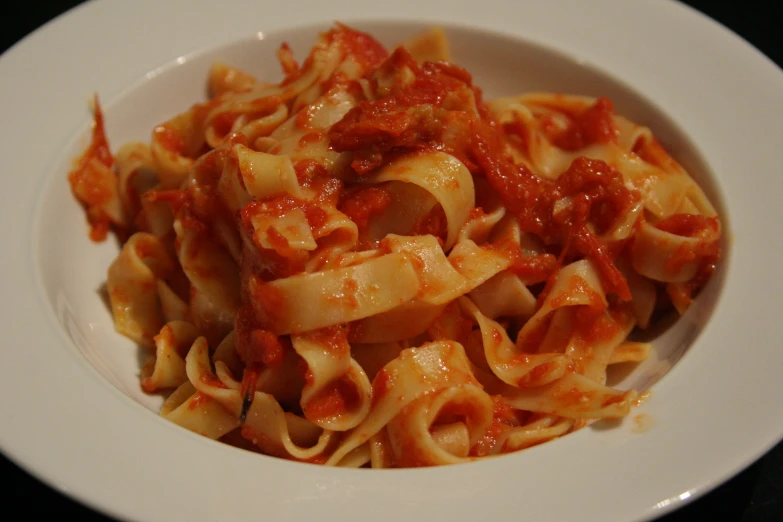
[67, 24, 721, 468]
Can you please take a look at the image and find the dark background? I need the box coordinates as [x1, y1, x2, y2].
[1, 1, 781, 520]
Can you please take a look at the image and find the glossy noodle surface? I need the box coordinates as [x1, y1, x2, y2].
[68, 24, 721, 467]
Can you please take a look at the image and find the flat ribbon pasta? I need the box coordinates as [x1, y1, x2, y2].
[141, 321, 199, 392]
[174, 218, 241, 344]
[386, 383, 493, 466]
[72, 23, 723, 469]
[292, 326, 372, 431]
[326, 340, 479, 465]
[186, 337, 335, 460]
[362, 151, 475, 250]
[249, 252, 421, 334]
[107, 232, 176, 346]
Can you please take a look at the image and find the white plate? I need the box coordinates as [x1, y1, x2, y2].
[2, 1, 782, 521]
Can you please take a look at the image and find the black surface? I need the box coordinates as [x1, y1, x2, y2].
[1, 1, 781, 520]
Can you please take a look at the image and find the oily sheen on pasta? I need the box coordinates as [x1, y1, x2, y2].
[68, 24, 722, 468]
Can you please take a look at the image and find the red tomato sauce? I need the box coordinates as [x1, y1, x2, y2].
[304, 324, 351, 356]
[210, 111, 238, 139]
[293, 158, 329, 184]
[329, 48, 478, 174]
[145, 188, 188, 213]
[234, 304, 288, 368]
[552, 97, 618, 151]
[248, 276, 291, 334]
[469, 397, 520, 457]
[412, 204, 447, 241]
[487, 239, 556, 284]
[332, 23, 389, 72]
[187, 143, 245, 227]
[293, 159, 344, 206]
[282, 25, 388, 89]
[656, 214, 720, 238]
[466, 207, 486, 221]
[298, 131, 322, 146]
[242, 196, 328, 233]
[332, 49, 638, 300]
[303, 376, 361, 421]
[656, 214, 720, 287]
[235, 302, 291, 405]
[295, 104, 319, 130]
[574, 305, 626, 346]
[338, 185, 393, 232]
[238, 196, 328, 277]
[67, 96, 116, 241]
[326, 278, 360, 309]
[153, 124, 186, 155]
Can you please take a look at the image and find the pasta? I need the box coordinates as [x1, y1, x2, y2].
[68, 24, 722, 467]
